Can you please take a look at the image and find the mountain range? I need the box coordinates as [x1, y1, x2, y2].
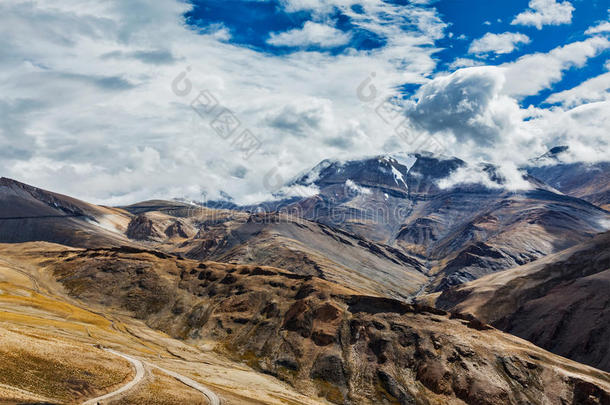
[0, 147, 609, 404]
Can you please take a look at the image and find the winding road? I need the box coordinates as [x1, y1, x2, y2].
[82, 348, 221, 405]
[148, 363, 221, 405]
[82, 349, 145, 405]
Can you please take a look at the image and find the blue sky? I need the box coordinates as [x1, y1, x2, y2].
[0, 0, 608, 204]
[185, 0, 609, 106]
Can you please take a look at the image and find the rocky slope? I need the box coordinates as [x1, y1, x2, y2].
[430, 231, 610, 372]
[2, 170, 610, 404]
[4, 149, 609, 295]
[120, 204, 430, 300]
[0, 243, 610, 404]
[15, 244, 610, 405]
[0, 242, 329, 405]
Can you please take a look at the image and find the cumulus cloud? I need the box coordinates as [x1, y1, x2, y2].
[400, 61, 609, 169]
[437, 163, 532, 191]
[101, 49, 178, 65]
[468, 32, 530, 56]
[512, 0, 574, 30]
[268, 22, 351, 48]
[448, 58, 484, 70]
[264, 98, 333, 136]
[525, 101, 610, 164]
[345, 179, 372, 195]
[407, 67, 520, 146]
[275, 183, 321, 199]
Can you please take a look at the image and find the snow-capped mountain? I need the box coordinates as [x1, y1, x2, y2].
[248, 151, 610, 290]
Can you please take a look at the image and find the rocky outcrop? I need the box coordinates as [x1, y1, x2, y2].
[125, 214, 166, 241]
[164, 220, 195, 239]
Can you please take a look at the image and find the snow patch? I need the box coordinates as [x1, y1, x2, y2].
[389, 152, 418, 171]
[599, 217, 610, 231]
[390, 164, 408, 189]
[86, 215, 123, 234]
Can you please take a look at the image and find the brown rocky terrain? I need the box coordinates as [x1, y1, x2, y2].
[1, 170, 610, 404]
[0, 242, 334, 405]
[4, 152, 610, 299]
[6, 243, 608, 405]
[429, 231, 610, 373]
[120, 204, 430, 300]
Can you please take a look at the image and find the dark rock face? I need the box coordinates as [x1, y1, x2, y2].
[377, 370, 416, 405]
[310, 354, 347, 387]
[347, 296, 412, 315]
[164, 220, 193, 238]
[571, 378, 610, 405]
[436, 242, 515, 291]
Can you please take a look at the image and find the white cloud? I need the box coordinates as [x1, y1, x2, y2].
[586, 21, 610, 35]
[469, 32, 531, 56]
[546, 71, 610, 107]
[202, 23, 232, 42]
[0, 0, 608, 207]
[268, 22, 351, 48]
[407, 66, 521, 147]
[345, 179, 371, 194]
[526, 101, 610, 163]
[0, 0, 446, 205]
[437, 163, 532, 191]
[512, 0, 574, 30]
[449, 58, 485, 70]
[401, 64, 610, 169]
[276, 183, 321, 199]
[282, 0, 447, 43]
[501, 36, 610, 98]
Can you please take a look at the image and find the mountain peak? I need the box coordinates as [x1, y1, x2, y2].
[531, 145, 570, 165]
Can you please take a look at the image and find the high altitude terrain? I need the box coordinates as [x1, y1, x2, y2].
[0, 148, 609, 404]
